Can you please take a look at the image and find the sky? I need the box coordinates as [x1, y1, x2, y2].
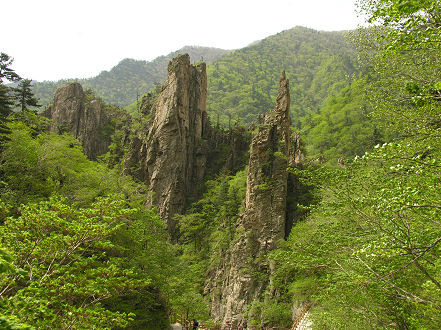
[3, 0, 365, 82]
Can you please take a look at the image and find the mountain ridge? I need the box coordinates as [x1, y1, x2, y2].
[206, 26, 358, 127]
[32, 46, 231, 107]
[33, 27, 358, 114]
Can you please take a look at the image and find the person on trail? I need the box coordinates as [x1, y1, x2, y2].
[192, 319, 199, 329]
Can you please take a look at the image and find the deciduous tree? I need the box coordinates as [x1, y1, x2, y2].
[271, 1, 441, 328]
[0, 195, 142, 329]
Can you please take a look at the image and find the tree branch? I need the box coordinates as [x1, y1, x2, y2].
[355, 255, 441, 309]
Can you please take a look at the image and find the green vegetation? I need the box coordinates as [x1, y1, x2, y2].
[124, 82, 162, 117]
[176, 170, 247, 302]
[0, 53, 21, 83]
[11, 79, 40, 112]
[33, 46, 230, 108]
[0, 121, 134, 207]
[0, 195, 142, 329]
[302, 75, 383, 164]
[0, 53, 21, 144]
[267, 1, 441, 328]
[0, 109, 206, 328]
[2, 1, 440, 326]
[206, 27, 358, 127]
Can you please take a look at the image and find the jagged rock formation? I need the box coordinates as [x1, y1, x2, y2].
[123, 54, 250, 239]
[123, 54, 210, 238]
[206, 72, 292, 327]
[290, 133, 304, 166]
[204, 125, 251, 178]
[43, 82, 128, 160]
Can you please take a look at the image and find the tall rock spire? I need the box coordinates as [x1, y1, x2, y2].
[206, 72, 292, 327]
[123, 54, 209, 239]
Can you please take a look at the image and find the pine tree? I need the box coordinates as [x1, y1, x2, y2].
[0, 52, 21, 141]
[12, 79, 40, 111]
[0, 53, 21, 83]
[0, 84, 14, 136]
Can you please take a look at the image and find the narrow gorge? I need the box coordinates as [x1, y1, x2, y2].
[3, 3, 438, 328]
[45, 54, 302, 327]
[206, 72, 296, 326]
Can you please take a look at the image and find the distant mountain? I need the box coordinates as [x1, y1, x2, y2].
[35, 27, 360, 136]
[206, 26, 359, 127]
[33, 46, 231, 107]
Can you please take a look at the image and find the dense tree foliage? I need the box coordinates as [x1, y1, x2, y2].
[0, 121, 138, 207]
[0, 113, 207, 327]
[177, 170, 247, 259]
[0, 195, 142, 329]
[302, 75, 383, 164]
[0, 85, 14, 139]
[175, 171, 247, 321]
[269, 1, 441, 328]
[0, 53, 21, 143]
[206, 27, 358, 127]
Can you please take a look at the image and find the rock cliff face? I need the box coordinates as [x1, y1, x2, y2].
[123, 54, 210, 238]
[123, 54, 250, 239]
[45, 82, 123, 160]
[206, 72, 292, 327]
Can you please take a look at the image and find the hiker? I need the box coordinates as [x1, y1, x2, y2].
[192, 319, 199, 329]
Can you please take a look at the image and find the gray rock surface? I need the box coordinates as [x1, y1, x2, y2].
[45, 82, 120, 160]
[123, 54, 209, 238]
[206, 72, 293, 327]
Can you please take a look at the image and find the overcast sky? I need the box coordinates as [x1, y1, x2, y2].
[3, 0, 365, 82]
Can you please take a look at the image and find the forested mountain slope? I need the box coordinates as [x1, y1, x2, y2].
[301, 75, 383, 164]
[32, 46, 230, 107]
[206, 26, 359, 127]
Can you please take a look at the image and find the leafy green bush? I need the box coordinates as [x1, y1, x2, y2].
[0, 195, 141, 329]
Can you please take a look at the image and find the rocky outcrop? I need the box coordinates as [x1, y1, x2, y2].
[202, 125, 251, 178]
[123, 54, 250, 239]
[290, 133, 304, 166]
[206, 72, 292, 327]
[123, 54, 210, 238]
[44, 82, 127, 160]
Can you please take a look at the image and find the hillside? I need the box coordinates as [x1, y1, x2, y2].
[3, 1, 441, 328]
[126, 27, 360, 131]
[123, 27, 373, 163]
[32, 46, 230, 107]
[206, 26, 359, 127]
